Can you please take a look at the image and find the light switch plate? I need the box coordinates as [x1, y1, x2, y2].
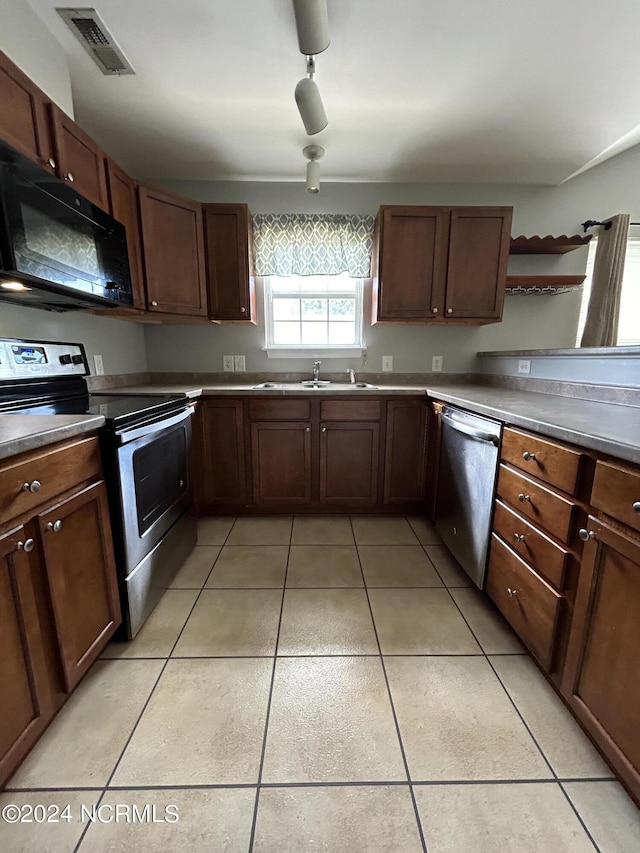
[93, 354, 104, 375]
[382, 355, 393, 372]
[518, 359, 532, 374]
[234, 355, 246, 372]
[223, 355, 234, 372]
[432, 355, 443, 372]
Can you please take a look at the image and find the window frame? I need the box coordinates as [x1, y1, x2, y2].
[263, 274, 366, 359]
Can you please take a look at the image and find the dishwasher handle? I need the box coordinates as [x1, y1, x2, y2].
[441, 411, 500, 446]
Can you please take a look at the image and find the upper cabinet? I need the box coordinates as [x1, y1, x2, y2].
[105, 158, 146, 310]
[372, 205, 513, 324]
[203, 203, 256, 322]
[138, 185, 208, 317]
[49, 104, 109, 210]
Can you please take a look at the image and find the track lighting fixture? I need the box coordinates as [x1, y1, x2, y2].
[292, 0, 330, 56]
[303, 144, 324, 194]
[295, 56, 328, 135]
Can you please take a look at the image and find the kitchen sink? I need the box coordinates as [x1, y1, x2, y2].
[252, 381, 378, 390]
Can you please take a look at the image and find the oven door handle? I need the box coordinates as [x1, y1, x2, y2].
[441, 411, 500, 446]
[115, 406, 192, 444]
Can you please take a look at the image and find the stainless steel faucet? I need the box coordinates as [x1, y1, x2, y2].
[313, 361, 321, 381]
[347, 368, 356, 385]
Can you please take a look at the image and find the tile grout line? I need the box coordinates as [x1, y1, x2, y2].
[351, 515, 429, 853]
[72, 516, 240, 853]
[247, 517, 294, 853]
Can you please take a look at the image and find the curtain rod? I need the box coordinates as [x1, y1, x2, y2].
[581, 219, 640, 232]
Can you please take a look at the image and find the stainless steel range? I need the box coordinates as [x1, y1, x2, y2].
[0, 337, 197, 638]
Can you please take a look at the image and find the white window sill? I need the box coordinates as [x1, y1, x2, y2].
[262, 347, 366, 359]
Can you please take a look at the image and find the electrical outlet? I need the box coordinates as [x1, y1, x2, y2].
[432, 355, 443, 373]
[382, 355, 393, 372]
[234, 355, 246, 372]
[223, 355, 234, 372]
[518, 359, 532, 374]
[93, 354, 104, 375]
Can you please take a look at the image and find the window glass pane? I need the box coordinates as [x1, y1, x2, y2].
[299, 277, 328, 292]
[271, 278, 300, 293]
[329, 298, 355, 320]
[273, 322, 301, 344]
[273, 298, 300, 321]
[618, 239, 640, 345]
[328, 322, 356, 344]
[301, 322, 328, 344]
[301, 298, 327, 319]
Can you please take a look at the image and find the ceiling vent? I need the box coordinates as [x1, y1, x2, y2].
[56, 8, 135, 75]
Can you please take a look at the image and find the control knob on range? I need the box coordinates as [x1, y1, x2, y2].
[59, 354, 72, 365]
[72, 354, 84, 365]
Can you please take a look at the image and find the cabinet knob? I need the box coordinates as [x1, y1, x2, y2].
[633, 501, 640, 514]
[578, 528, 598, 542]
[17, 538, 35, 553]
[517, 493, 530, 503]
[306, 427, 311, 433]
[507, 587, 518, 598]
[22, 480, 41, 493]
[240, 307, 246, 313]
[47, 157, 56, 169]
[431, 308, 438, 314]
[47, 520, 63, 533]
[321, 427, 327, 433]
[64, 172, 74, 182]
[522, 451, 536, 461]
[513, 533, 525, 542]
[151, 300, 158, 307]
[446, 308, 453, 314]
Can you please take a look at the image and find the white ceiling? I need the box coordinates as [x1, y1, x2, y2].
[25, 0, 640, 185]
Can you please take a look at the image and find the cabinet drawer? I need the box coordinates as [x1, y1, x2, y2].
[486, 534, 562, 670]
[493, 500, 569, 590]
[497, 464, 576, 543]
[320, 400, 382, 421]
[0, 437, 101, 522]
[248, 399, 310, 421]
[591, 459, 640, 533]
[501, 427, 584, 495]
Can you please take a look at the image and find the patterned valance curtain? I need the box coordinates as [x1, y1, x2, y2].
[252, 214, 375, 278]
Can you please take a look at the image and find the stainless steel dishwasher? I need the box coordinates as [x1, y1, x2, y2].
[434, 405, 502, 588]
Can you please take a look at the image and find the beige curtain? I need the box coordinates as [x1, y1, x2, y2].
[580, 213, 630, 347]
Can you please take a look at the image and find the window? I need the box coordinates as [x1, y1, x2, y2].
[576, 231, 640, 346]
[264, 273, 365, 356]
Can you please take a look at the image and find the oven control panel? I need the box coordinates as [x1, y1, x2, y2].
[0, 338, 88, 380]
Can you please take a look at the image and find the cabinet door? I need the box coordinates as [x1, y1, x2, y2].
[38, 482, 121, 692]
[445, 207, 512, 320]
[105, 158, 146, 309]
[50, 104, 109, 209]
[204, 204, 256, 322]
[383, 400, 426, 503]
[251, 422, 312, 505]
[320, 422, 380, 505]
[138, 185, 208, 316]
[0, 526, 53, 785]
[375, 206, 449, 320]
[562, 516, 640, 796]
[0, 50, 56, 171]
[199, 400, 247, 507]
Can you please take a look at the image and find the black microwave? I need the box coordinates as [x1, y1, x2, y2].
[0, 141, 133, 311]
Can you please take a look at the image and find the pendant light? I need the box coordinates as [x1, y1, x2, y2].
[292, 0, 330, 55]
[295, 56, 328, 135]
[303, 144, 324, 194]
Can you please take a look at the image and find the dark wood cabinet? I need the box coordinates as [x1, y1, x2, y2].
[0, 50, 55, 171]
[251, 421, 312, 505]
[562, 516, 640, 803]
[197, 399, 248, 508]
[37, 482, 120, 692]
[372, 205, 512, 324]
[105, 158, 146, 310]
[49, 104, 109, 210]
[383, 399, 426, 503]
[204, 204, 256, 322]
[138, 185, 208, 316]
[320, 422, 380, 504]
[0, 525, 53, 787]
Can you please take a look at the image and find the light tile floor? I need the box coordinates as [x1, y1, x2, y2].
[2, 514, 640, 852]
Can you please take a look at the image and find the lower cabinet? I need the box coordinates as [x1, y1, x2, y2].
[320, 422, 379, 504]
[384, 399, 426, 503]
[251, 421, 312, 505]
[197, 399, 247, 507]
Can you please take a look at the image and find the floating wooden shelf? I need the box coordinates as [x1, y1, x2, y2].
[509, 235, 592, 254]
[505, 275, 586, 293]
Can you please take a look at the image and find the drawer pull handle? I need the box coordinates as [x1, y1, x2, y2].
[47, 520, 63, 533]
[17, 538, 35, 553]
[518, 493, 530, 503]
[513, 533, 526, 542]
[22, 480, 41, 493]
[578, 528, 598, 542]
[522, 451, 536, 461]
[507, 587, 518, 598]
[633, 502, 640, 514]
